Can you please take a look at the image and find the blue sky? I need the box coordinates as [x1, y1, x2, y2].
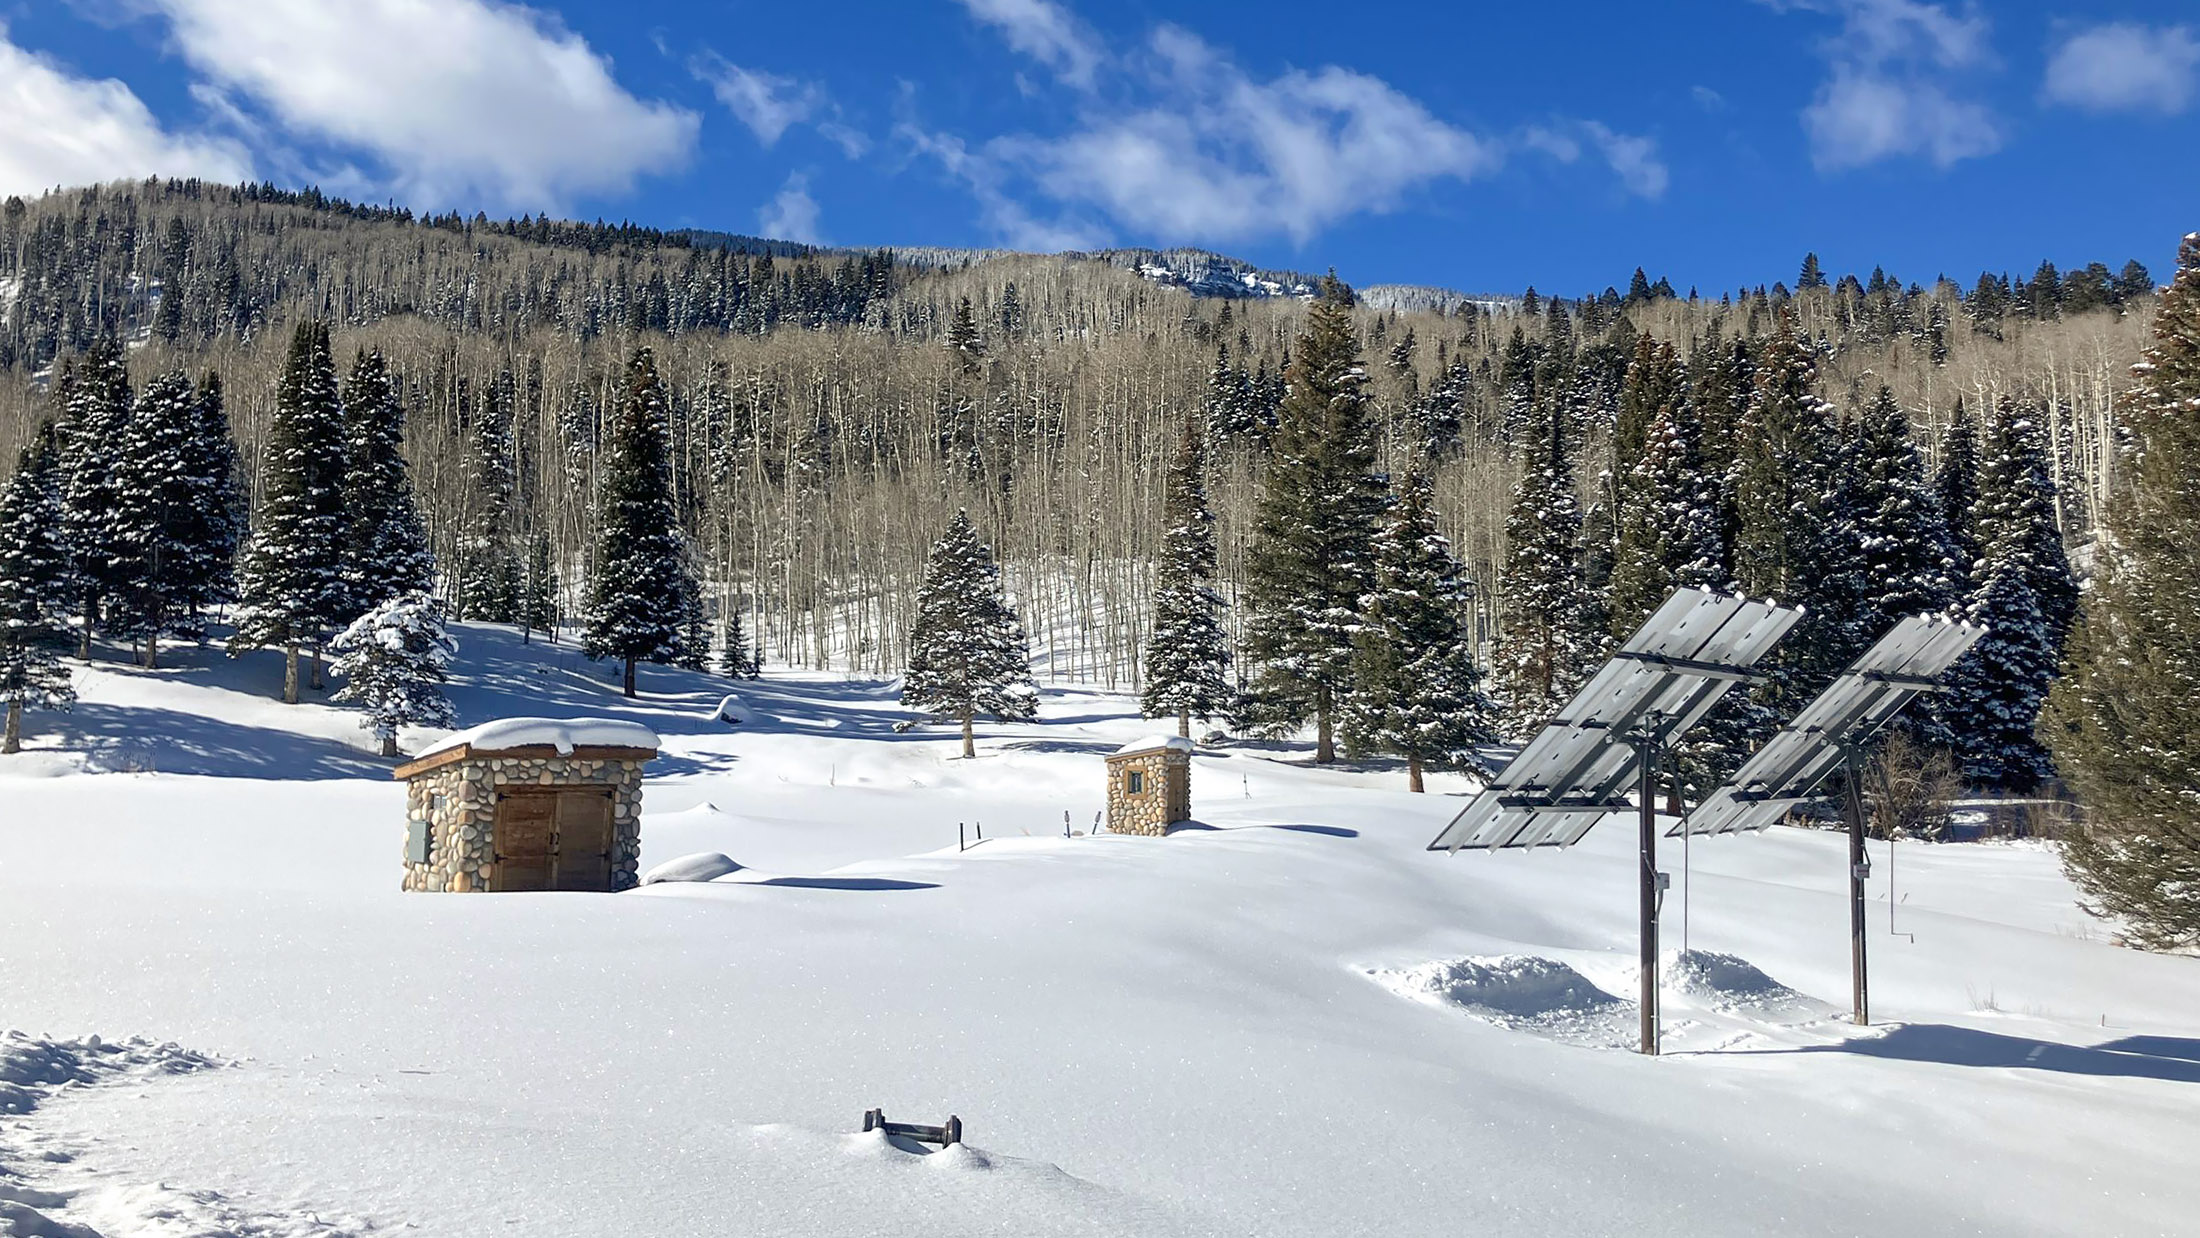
[2, 1, 2194, 295]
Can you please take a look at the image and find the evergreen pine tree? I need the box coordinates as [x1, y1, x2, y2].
[1141, 412, 1232, 737]
[946, 297, 985, 375]
[1730, 313, 1867, 714]
[1981, 398, 2078, 652]
[583, 348, 697, 698]
[0, 428, 75, 754]
[1608, 400, 1728, 638]
[1492, 405, 1597, 737]
[328, 594, 458, 758]
[516, 531, 557, 643]
[1241, 277, 1386, 762]
[339, 350, 433, 618]
[1944, 398, 2077, 789]
[1934, 398, 1983, 587]
[902, 510, 1038, 757]
[717, 604, 760, 679]
[455, 384, 519, 622]
[1849, 386, 1957, 639]
[56, 340, 134, 659]
[110, 370, 205, 667]
[230, 321, 350, 704]
[173, 371, 242, 637]
[1342, 471, 1496, 790]
[2046, 233, 2200, 949]
[674, 577, 711, 672]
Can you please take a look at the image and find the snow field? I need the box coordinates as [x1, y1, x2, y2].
[0, 621, 2194, 1236]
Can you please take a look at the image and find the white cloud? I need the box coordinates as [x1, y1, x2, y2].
[1526, 120, 1670, 200]
[142, 0, 696, 210]
[1764, 0, 2003, 170]
[971, 26, 1499, 246]
[1805, 67, 2000, 169]
[2044, 23, 2200, 115]
[692, 53, 821, 146]
[956, 0, 1102, 89]
[0, 21, 250, 198]
[758, 172, 823, 244]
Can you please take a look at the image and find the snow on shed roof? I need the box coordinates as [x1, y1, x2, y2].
[1113, 735, 1195, 756]
[416, 717, 661, 759]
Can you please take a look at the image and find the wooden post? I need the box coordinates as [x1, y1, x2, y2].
[1843, 744, 1871, 1026]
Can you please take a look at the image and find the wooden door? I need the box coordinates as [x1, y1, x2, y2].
[553, 791, 614, 891]
[491, 794, 556, 892]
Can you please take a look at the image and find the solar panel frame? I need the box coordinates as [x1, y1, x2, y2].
[1428, 589, 1803, 853]
[1675, 615, 1985, 839]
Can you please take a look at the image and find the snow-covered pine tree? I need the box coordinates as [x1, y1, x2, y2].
[328, 594, 457, 758]
[516, 531, 557, 644]
[231, 320, 350, 704]
[901, 509, 1038, 758]
[1242, 276, 1386, 762]
[1140, 412, 1231, 737]
[1608, 400, 1728, 638]
[0, 428, 76, 754]
[339, 350, 434, 620]
[1498, 325, 1539, 444]
[674, 575, 710, 672]
[1612, 336, 1682, 513]
[173, 371, 242, 636]
[1730, 313, 1867, 714]
[1849, 386, 1957, 640]
[1934, 397, 1982, 590]
[2047, 232, 2200, 950]
[1409, 358, 1470, 458]
[583, 348, 697, 698]
[1943, 398, 2076, 790]
[717, 603, 760, 679]
[946, 297, 985, 376]
[454, 383, 519, 623]
[1342, 470, 1496, 791]
[109, 370, 205, 667]
[1983, 397, 2078, 653]
[56, 340, 134, 659]
[1492, 403, 1598, 737]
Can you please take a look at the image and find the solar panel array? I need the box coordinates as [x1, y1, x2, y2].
[1675, 614, 1985, 839]
[1428, 589, 1803, 853]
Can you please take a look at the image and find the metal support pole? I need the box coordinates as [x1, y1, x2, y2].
[1637, 737, 1661, 1056]
[1842, 744, 1870, 1026]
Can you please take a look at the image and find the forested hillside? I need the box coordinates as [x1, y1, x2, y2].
[0, 177, 2161, 729]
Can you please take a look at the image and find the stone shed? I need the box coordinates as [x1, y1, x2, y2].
[393, 718, 660, 893]
[1105, 735, 1193, 836]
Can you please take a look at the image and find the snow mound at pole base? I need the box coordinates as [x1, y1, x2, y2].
[1367, 956, 1637, 1048]
[1667, 950, 1839, 1019]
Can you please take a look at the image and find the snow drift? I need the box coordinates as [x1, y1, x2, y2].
[416, 717, 661, 758]
[1369, 955, 1637, 1048]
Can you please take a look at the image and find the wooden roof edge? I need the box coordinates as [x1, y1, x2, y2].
[391, 744, 661, 781]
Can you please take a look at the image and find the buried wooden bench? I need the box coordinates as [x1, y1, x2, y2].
[861, 1108, 963, 1147]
